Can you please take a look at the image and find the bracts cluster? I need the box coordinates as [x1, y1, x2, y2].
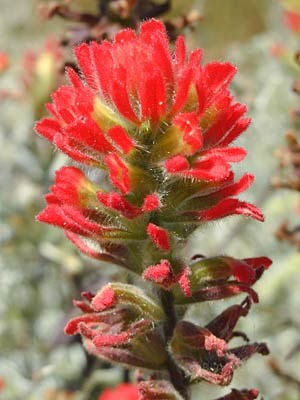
[36, 20, 271, 399]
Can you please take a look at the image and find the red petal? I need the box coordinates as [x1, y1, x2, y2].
[97, 191, 140, 219]
[203, 103, 247, 147]
[243, 257, 272, 270]
[66, 117, 113, 154]
[90, 41, 113, 96]
[203, 147, 247, 163]
[173, 112, 202, 153]
[165, 155, 189, 173]
[91, 287, 116, 312]
[107, 126, 135, 154]
[35, 118, 61, 141]
[229, 260, 256, 284]
[186, 157, 230, 181]
[203, 62, 237, 106]
[143, 259, 174, 286]
[175, 35, 186, 70]
[211, 173, 254, 200]
[65, 231, 126, 267]
[105, 153, 131, 194]
[147, 223, 170, 251]
[74, 43, 98, 91]
[218, 117, 251, 147]
[139, 70, 166, 122]
[64, 314, 99, 335]
[111, 66, 139, 123]
[200, 198, 264, 222]
[177, 267, 192, 298]
[139, 20, 173, 84]
[171, 67, 193, 115]
[142, 194, 161, 212]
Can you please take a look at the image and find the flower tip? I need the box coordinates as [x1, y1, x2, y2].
[262, 257, 272, 268]
[64, 319, 78, 336]
[35, 209, 47, 223]
[142, 194, 161, 212]
[139, 18, 166, 36]
[91, 286, 116, 311]
[147, 223, 170, 251]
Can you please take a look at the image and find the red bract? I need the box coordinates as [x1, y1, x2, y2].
[99, 383, 139, 400]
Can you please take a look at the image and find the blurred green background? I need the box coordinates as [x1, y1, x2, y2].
[0, 0, 300, 399]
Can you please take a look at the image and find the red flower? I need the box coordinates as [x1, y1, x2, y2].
[99, 383, 139, 400]
[36, 19, 266, 294]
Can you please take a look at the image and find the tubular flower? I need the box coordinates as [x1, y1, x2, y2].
[65, 283, 167, 370]
[37, 19, 263, 277]
[172, 256, 272, 304]
[169, 299, 269, 386]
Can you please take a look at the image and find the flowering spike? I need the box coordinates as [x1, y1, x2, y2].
[36, 19, 271, 398]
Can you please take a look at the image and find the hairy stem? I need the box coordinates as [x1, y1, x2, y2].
[160, 290, 190, 400]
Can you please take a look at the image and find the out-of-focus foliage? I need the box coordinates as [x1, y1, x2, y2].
[0, 0, 300, 399]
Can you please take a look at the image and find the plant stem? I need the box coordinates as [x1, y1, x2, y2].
[160, 290, 190, 400]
